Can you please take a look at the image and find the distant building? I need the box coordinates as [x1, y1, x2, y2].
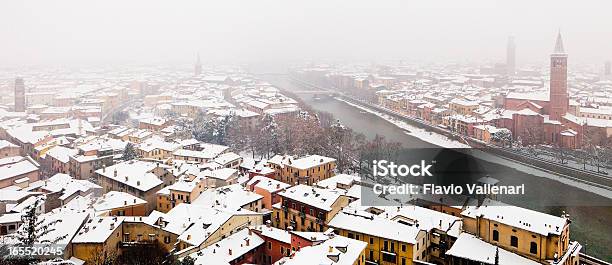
[0, 156, 39, 189]
[605, 60, 611, 76]
[14, 78, 25, 112]
[194, 53, 202, 76]
[501, 32, 586, 148]
[506, 36, 516, 75]
[0, 140, 21, 157]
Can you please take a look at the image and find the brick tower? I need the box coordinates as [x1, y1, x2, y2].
[549, 31, 568, 121]
[14, 77, 25, 112]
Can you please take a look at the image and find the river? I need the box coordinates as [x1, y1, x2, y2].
[264, 75, 612, 261]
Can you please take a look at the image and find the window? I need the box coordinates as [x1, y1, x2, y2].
[530, 242, 538, 254]
[402, 244, 406, 252]
[493, 230, 499, 241]
[164, 236, 170, 244]
[348, 232, 354, 239]
[369, 238, 374, 245]
[381, 252, 396, 263]
[511, 236, 518, 248]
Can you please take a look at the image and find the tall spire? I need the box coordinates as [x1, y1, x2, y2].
[553, 30, 565, 54]
[194, 53, 202, 76]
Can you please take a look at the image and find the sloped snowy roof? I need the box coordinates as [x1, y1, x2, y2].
[190, 228, 265, 265]
[279, 185, 343, 212]
[461, 198, 567, 236]
[281, 234, 367, 265]
[446, 233, 540, 265]
[93, 191, 147, 212]
[328, 209, 420, 244]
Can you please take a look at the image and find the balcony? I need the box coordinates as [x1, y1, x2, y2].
[119, 241, 154, 248]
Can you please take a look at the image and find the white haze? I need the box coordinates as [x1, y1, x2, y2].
[0, 0, 610, 68]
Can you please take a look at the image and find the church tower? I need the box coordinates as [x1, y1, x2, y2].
[194, 53, 202, 76]
[549, 31, 568, 120]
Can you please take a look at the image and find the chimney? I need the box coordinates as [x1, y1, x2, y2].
[114, 169, 118, 177]
[245, 238, 250, 246]
[248, 229, 252, 235]
[328, 246, 333, 253]
[124, 201, 127, 205]
[110, 223, 115, 230]
[133, 199, 136, 203]
[137, 181, 141, 186]
[266, 220, 271, 228]
[228, 248, 232, 256]
[187, 234, 191, 240]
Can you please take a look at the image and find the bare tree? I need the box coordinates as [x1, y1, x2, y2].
[9, 199, 67, 246]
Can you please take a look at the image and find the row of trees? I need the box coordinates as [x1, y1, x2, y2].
[175, 109, 401, 174]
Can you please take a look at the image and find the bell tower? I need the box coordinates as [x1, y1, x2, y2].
[549, 31, 568, 120]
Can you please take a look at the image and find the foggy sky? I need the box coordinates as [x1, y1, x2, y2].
[1, 0, 611, 68]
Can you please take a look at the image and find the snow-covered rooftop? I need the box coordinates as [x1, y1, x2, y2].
[446, 233, 540, 265]
[190, 228, 264, 265]
[281, 234, 367, 265]
[278, 185, 343, 212]
[461, 199, 568, 236]
[95, 160, 164, 192]
[93, 191, 147, 212]
[328, 209, 421, 244]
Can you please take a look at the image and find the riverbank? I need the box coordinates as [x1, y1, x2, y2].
[335, 97, 471, 148]
[333, 95, 612, 200]
[287, 75, 612, 191]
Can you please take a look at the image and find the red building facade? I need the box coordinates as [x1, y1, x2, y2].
[501, 32, 580, 148]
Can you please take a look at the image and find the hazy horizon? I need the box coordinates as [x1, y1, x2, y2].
[1, 0, 611, 68]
